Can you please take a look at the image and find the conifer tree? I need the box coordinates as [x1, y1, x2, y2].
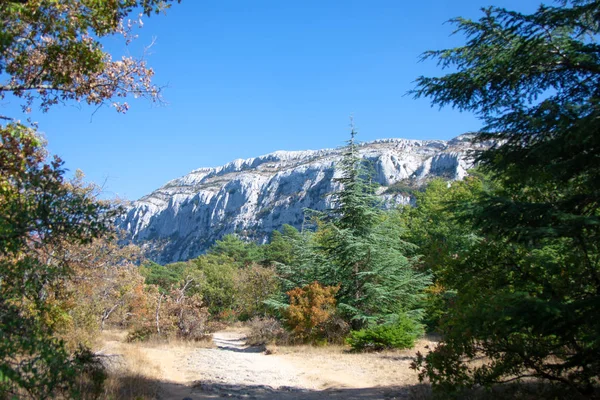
[330, 122, 379, 236]
[412, 1, 600, 395]
[322, 124, 429, 329]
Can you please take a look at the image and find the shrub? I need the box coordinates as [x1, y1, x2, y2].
[320, 314, 351, 345]
[347, 314, 423, 351]
[234, 264, 279, 319]
[282, 281, 340, 344]
[246, 317, 289, 346]
[127, 284, 210, 342]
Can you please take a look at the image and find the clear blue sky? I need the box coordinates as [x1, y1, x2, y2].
[10, 0, 543, 200]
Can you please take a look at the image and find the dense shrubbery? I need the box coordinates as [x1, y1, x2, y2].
[347, 314, 423, 351]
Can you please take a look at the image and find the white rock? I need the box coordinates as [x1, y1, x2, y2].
[117, 135, 479, 263]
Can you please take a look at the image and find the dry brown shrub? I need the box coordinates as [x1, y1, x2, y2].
[127, 283, 210, 342]
[246, 317, 290, 346]
[282, 281, 341, 344]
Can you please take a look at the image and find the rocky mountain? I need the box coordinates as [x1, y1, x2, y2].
[118, 134, 482, 263]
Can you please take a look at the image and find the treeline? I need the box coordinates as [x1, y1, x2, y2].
[2, 0, 600, 399]
[2, 122, 597, 399]
[142, 171, 486, 350]
[139, 130, 434, 349]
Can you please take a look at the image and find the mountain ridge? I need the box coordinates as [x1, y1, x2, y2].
[119, 134, 482, 263]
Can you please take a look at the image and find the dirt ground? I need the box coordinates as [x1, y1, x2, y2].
[99, 329, 434, 400]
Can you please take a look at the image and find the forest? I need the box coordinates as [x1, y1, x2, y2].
[1, 0, 599, 399]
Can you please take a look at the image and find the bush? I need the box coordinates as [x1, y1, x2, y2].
[127, 284, 210, 342]
[320, 314, 351, 345]
[282, 282, 340, 344]
[246, 317, 289, 346]
[347, 314, 423, 351]
[234, 264, 279, 319]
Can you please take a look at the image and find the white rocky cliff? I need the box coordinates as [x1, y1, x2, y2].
[118, 135, 481, 263]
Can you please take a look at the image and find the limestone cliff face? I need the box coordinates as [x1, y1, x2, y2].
[118, 135, 480, 263]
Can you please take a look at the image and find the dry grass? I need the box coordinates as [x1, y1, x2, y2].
[266, 343, 349, 355]
[99, 329, 128, 343]
[96, 341, 161, 400]
[87, 329, 216, 399]
[85, 330, 207, 399]
[262, 336, 440, 390]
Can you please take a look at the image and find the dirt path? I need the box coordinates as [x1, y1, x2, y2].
[127, 330, 432, 399]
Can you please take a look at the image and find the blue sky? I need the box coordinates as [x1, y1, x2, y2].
[10, 0, 543, 200]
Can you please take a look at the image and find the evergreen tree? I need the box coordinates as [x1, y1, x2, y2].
[331, 122, 379, 236]
[412, 1, 600, 396]
[208, 234, 262, 267]
[262, 224, 302, 266]
[322, 126, 429, 328]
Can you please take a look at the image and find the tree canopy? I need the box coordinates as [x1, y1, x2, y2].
[0, 2, 179, 396]
[0, 0, 180, 116]
[412, 1, 600, 396]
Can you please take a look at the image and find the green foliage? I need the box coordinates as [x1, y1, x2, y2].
[399, 176, 487, 331]
[189, 254, 238, 316]
[234, 264, 279, 319]
[412, 1, 600, 396]
[0, 0, 180, 115]
[262, 224, 301, 266]
[208, 234, 263, 267]
[267, 129, 430, 332]
[330, 126, 379, 237]
[383, 179, 422, 196]
[346, 314, 423, 351]
[402, 176, 487, 274]
[140, 260, 185, 293]
[316, 129, 430, 328]
[0, 125, 114, 398]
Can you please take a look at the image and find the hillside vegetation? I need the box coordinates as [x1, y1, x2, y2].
[1, 0, 599, 399]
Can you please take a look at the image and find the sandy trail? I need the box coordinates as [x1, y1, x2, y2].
[129, 330, 431, 399]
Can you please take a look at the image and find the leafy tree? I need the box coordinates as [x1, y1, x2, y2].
[0, 0, 179, 116]
[140, 260, 186, 294]
[208, 234, 263, 267]
[0, 1, 179, 396]
[128, 279, 209, 342]
[234, 264, 279, 319]
[189, 254, 238, 316]
[400, 176, 488, 330]
[0, 125, 114, 398]
[402, 176, 486, 275]
[52, 231, 147, 348]
[412, 1, 600, 396]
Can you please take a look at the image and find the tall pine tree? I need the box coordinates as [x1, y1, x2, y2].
[412, 1, 600, 396]
[322, 124, 429, 329]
